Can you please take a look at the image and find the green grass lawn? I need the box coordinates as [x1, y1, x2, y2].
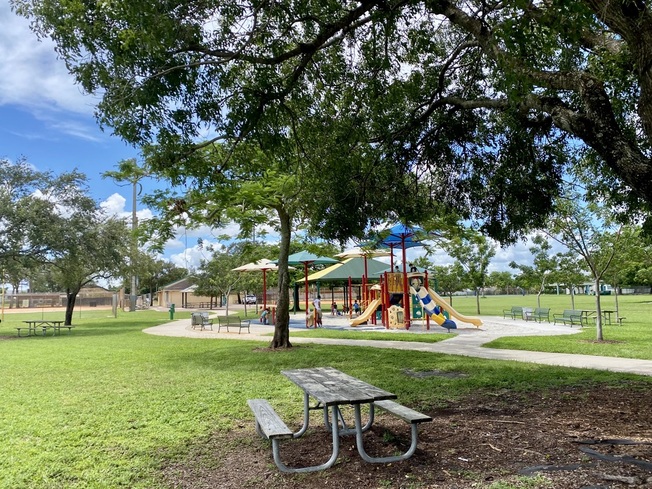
[0, 298, 650, 488]
[290, 293, 652, 359]
[440, 293, 652, 359]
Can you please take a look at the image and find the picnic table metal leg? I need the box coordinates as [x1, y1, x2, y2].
[273, 404, 341, 473]
[323, 403, 375, 436]
[353, 404, 420, 463]
[292, 392, 312, 438]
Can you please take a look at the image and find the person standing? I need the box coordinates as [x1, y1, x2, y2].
[313, 295, 322, 327]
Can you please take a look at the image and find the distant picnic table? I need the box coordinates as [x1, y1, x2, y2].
[17, 320, 71, 337]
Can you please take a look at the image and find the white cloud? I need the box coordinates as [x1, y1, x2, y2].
[169, 244, 213, 271]
[100, 193, 127, 215]
[0, 5, 98, 116]
[100, 192, 154, 222]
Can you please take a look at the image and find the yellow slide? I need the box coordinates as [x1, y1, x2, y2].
[350, 299, 382, 326]
[426, 288, 483, 327]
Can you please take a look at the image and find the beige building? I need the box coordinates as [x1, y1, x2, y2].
[156, 277, 221, 309]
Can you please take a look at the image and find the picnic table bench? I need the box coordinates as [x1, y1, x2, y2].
[191, 312, 213, 331]
[217, 315, 250, 333]
[503, 306, 524, 320]
[553, 309, 584, 327]
[248, 366, 431, 473]
[51, 323, 75, 335]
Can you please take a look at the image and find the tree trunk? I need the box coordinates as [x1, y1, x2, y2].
[64, 287, 80, 325]
[614, 282, 621, 320]
[271, 207, 292, 348]
[224, 287, 231, 316]
[475, 288, 481, 314]
[594, 278, 603, 341]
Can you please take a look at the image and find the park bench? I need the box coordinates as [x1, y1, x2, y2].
[191, 312, 213, 331]
[503, 306, 524, 320]
[217, 315, 250, 333]
[531, 308, 551, 323]
[553, 309, 583, 327]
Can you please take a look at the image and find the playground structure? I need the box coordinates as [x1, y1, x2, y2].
[350, 271, 482, 330]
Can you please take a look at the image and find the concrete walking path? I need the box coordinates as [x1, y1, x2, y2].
[143, 311, 652, 377]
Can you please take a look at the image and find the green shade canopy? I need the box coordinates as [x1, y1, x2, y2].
[305, 257, 390, 282]
[285, 251, 339, 265]
[278, 251, 339, 324]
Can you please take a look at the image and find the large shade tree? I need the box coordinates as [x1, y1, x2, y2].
[0, 159, 130, 322]
[14, 0, 652, 235]
[49, 216, 131, 325]
[139, 133, 424, 347]
[0, 158, 83, 262]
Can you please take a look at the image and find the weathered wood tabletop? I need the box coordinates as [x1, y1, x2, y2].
[281, 366, 395, 406]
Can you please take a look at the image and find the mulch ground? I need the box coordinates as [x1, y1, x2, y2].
[163, 380, 652, 488]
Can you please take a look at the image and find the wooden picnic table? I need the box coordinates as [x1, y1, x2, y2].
[248, 366, 431, 472]
[19, 320, 66, 337]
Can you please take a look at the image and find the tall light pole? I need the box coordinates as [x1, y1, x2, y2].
[103, 158, 148, 312]
[130, 179, 138, 312]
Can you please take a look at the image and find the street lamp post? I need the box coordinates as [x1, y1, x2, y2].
[130, 180, 138, 312]
[102, 158, 149, 312]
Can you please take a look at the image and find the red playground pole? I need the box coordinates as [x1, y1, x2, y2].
[424, 270, 430, 330]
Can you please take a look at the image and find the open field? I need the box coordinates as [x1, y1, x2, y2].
[1, 302, 651, 488]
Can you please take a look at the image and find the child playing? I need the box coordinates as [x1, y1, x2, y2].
[259, 307, 270, 325]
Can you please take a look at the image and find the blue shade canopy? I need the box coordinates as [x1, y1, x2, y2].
[375, 224, 427, 249]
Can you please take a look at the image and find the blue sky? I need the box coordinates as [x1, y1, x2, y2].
[0, 4, 204, 267]
[1, 4, 545, 273]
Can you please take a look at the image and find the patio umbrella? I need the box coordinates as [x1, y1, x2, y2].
[285, 251, 338, 326]
[232, 259, 294, 309]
